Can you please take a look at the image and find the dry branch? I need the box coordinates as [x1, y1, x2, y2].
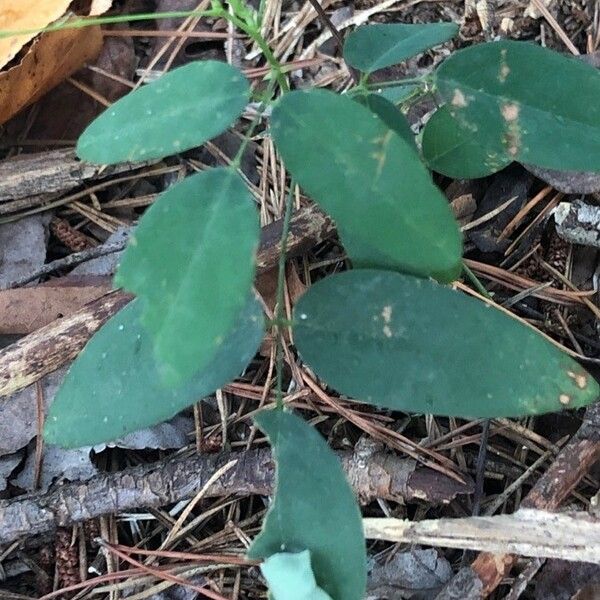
[0, 446, 471, 546]
[364, 509, 600, 563]
[435, 401, 600, 599]
[0, 149, 150, 204]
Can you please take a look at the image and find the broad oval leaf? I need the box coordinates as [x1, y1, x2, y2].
[355, 93, 415, 149]
[115, 167, 259, 385]
[45, 294, 263, 448]
[77, 61, 249, 164]
[344, 22, 458, 73]
[294, 270, 599, 417]
[248, 410, 366, 600]
[261, 551, 333, 600]
[271, 89, 462, 282]
[434, 41, 600, 171]
[422, 105, 511, 178]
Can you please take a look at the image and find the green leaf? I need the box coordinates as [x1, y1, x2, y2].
[422, 105, 511, 178]
[294, 270, 599, 418]
[271, 89, 462, 282]
[248, 410, 366, 600]
[355, 93, 415, 149]
[434, 40, 600, 172]
[344, 22, 458, 73]
[261, 551, 333, 600]
[45, 294, 263, 448]
[77, 61, 249, 164]
[115, 167, 259, 385]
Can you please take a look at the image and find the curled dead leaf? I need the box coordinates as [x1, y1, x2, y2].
[0, 23, 103, 126]
[0, 0, 73, 69]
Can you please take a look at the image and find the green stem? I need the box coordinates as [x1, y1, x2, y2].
[232, 77, 278, 168]
[216, 8, 289, 92]
[463, 262, 493, 300]
[274, 181, 296, 410]
[366, 76, 429, 90]
[0, 10, 218, 39]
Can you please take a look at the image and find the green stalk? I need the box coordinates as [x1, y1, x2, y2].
[366, 75, 429, 89]
[232, 77, 278, 169]
[216, 8, 289, 91]
[0, 11, 218, 39]
[462, 262, 493, 300]
[274, 181, 296, 410]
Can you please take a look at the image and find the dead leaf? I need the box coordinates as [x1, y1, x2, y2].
[367, 549, 453, 600]
[0, 0, 73, 69]
[88, 32, 135, 102]
[534, 560, 600, 600]
[0, 214, 50, 287]
[524, 163, 600, 194]
[89, 0, 113, 15]
[0, 368, 66, 457]
[0, 452, 23, 491]
[93, 416, 194, 451]
[14, 443, 98, 492]
[0, 279, 113, 335]
[0, 22, 103, 126]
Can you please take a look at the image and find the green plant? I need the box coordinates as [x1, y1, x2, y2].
[41, 8, 600, 599]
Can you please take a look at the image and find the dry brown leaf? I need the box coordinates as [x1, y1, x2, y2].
[0, 23, 103, 125]
[89, 0, 113, 15]
[0, 279, 112, 335]
[0, 0, 73, 70]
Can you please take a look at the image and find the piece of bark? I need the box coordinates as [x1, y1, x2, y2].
[0, 279, 112, 334]
[0, 205, 337, 398]
[435, 402, 600, 599]
[0, 446, 471, 546]
[554, 200, 600, 249]
[0, 148, 151, 203]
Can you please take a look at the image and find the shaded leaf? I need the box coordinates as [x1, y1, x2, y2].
[375, 84, 419, 104]
[294, 270, 599, 417]
[422, 105, 511, 178]
[271, 89, 462, 282]
[355, 93, 415, 148]
[523, 163, 600, 194]
[115, 167, 259, 385]
[435, 41, 600, 171]
[45, 294, 263, 448]
[344, 22, 458, 73]
[261, 551, 333, 600]
[248, 410, 366, 600]
[77, 61, 249, 164]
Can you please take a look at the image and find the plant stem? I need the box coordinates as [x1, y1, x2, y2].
[217, 8, 289, 91]
[274, 181, 296, 410]
[0, 10, 218, 39]
[366, 76, 428, 89]
[232, 77, 278, 168]
[462, 262, 493, 300]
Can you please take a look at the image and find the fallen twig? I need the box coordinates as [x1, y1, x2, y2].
[0, 446, 471, 546]
[434, 401, 600, 598]
[364, 508, 600, 562]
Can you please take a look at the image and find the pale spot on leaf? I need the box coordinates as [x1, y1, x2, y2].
[559, 394, 571, 405]
[451, 89, 468, 108]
